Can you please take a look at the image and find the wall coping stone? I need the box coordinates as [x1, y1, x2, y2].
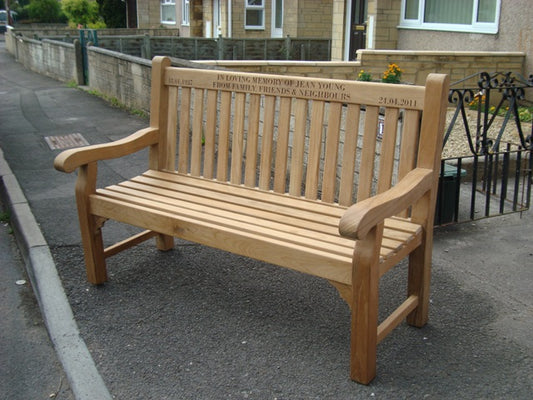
[88, 46, 152, 67]
[358, 49, 526, 57]
[200, 60, 362, 67]
[42, 39, 75, 49]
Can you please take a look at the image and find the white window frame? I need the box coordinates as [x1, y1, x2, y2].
[182, 0, 190, 26]
[160, 0, 177, 25]
[245, 0, 265, 30]
[400, 0, 501, 34]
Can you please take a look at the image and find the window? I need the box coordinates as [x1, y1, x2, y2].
[245, 0, 265, 30]
[161, 0, 176, 25]
[400, 0, 500, 34]
[182, 0, 190, 26]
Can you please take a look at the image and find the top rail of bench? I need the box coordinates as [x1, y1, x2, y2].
[163, 67, 426, 110]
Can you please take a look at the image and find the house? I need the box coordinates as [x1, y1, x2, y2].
[134, 0, 334, 41]
[132, 1, 531, 75]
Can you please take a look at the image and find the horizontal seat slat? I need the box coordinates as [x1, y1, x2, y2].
[89, 194, 354, 284]
[118, 180, 345, 237]
[131, 175, 342, 230]
[143, 170, 345, 219]
[112, 181, 354, 244]
[98, 186, 354, 257]
[92, 172, 422, 281]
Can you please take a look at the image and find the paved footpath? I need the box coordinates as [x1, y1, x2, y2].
[0, 35, 532, 399]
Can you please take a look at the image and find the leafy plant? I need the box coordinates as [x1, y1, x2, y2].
[382, 63, 402, 84]
[0, 211, 10, 224]
[469, 94, 533, 123]
[357, 70, 372, 82]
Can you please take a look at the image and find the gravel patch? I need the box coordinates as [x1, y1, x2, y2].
[443, 108, 531, 158]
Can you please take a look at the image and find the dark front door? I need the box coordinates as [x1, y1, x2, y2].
[349, 0, 367, 60]
[127, 0, 138, 28]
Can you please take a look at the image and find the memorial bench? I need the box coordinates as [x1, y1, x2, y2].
[54, 56, 449, 384]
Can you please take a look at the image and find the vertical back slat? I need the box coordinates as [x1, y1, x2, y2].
[190, 89, 205, 176]
[203, 89, 218, 179]
[398, 109, 420, 180]
[357, 105, 380, 201]
[164, 86, 178, 171]
[376, 107, 399, 194]
[177, 87, 191, 174]
[289, 98, 308, 196]
[149, 56, 170, 170]
[321, 102, 342, 203]
[216, 91, 232, 181]
[273, 97, 292, 193]
[339, 104, 361, 206]
[397, 109, 420, 217]
[258, 96, 276, 190]
[244, 94, 261, 187]
[230, 92, 246, 184]
[305, 100, 326, 200]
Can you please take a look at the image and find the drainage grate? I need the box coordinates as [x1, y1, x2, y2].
[44, 133, 90, 150]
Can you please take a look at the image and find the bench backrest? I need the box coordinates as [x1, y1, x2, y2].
[149, 56, 449, 208]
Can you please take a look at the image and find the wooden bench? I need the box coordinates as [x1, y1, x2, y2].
[54, 56, 449, 384]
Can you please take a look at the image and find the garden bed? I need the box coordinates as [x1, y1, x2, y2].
[442, 108, 532, 158]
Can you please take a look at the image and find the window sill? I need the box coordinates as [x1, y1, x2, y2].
[398, 24, 498, 35]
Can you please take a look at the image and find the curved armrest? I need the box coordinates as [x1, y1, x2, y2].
[339, 168, 434, 240]
[54, 127, 159, 173]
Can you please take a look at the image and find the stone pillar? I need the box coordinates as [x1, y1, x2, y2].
[330, 0, 345, 60]
[73, 39, 85, 85]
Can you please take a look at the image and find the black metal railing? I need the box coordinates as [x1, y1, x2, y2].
[436, 71, 532, 225]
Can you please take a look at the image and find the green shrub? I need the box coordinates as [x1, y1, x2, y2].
[27, 0, 65, 23]
[62, 0, 105, 28]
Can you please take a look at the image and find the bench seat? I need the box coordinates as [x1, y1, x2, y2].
[93, 170, 422, 286]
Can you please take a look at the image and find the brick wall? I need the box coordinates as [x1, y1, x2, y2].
[296, 0, 332, 38]
[87, 47, 153, 112]
[201, 50, 525, 87]
[370, 0, 402, 50]
[330, 0, 345, 61]
[190, 0, 204, 37]
[355, 50, 526, 86]
[6, 32, 81, 84]
[138, 0, 163, 29]
[201, 59, 360, 80]
[283, 1, 298, 37]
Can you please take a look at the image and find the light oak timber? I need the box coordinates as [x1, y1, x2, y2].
[54, 56, 449, 385]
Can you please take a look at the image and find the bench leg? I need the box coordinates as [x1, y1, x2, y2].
[406, 232, 432, 327]
[350, 225, 381, 384]
[156, 234, 174, 251]
[76, 163, 107, 284]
